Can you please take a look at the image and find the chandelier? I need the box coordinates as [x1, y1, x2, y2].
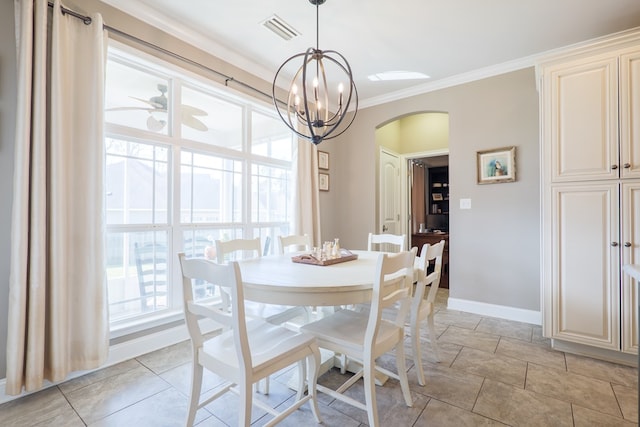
[272, 0, 358, 145]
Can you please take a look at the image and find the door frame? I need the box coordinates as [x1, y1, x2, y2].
[400, 148, 449, 245]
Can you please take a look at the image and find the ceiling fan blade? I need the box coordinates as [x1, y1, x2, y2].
[181, 104, 208, 116]
[183, 114, 208, 132]
[130, 96, 164, 109]
[147, 115, 167, 132]
[106, 106, 155, 112]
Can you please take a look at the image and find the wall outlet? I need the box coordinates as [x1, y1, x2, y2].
[460, 198, 471, 210]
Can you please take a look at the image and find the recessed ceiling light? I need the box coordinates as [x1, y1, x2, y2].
[367, 71, 430, 81]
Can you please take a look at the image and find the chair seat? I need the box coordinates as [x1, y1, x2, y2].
[301, 309, 402, 358]
[201, 318, 317, 376]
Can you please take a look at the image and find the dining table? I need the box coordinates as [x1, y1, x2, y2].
[237, 249, 384, 307]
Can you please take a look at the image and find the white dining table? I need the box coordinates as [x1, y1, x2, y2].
[237, 250, 384, 306]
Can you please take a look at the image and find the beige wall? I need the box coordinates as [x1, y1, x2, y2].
[384, 112, 450, 154]
[322, 68, 541, 312]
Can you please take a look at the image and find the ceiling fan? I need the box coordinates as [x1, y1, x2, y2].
[107, 83, 208, 132]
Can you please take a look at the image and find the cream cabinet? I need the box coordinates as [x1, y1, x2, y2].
[621, 182, 640, 353]
[539, 32, 640, 360]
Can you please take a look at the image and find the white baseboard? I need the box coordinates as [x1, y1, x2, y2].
[0, 321, 220, 405]
[447, 297, 542, 325]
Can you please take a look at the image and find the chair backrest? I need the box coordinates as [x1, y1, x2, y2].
[278, 234, 312, 254]
[183, 236, 211, 259]
[134, 241, 167, 310]
[414, 240, 445, 303]
[365, 250, 415, 348]
[215, 237, 262, 264]
[177, 253, 251, 367]
[367, 233, 406, 252]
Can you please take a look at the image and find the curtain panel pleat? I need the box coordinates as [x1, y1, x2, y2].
[411, 164, 426, 234]
[292, 139, 322, 247]
[6, 0, 108, 395]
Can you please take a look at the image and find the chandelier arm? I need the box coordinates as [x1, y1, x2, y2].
[301, 48, 319, 141]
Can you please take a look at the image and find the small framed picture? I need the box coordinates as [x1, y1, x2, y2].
[318, 151, 329, 170]
[432, 193, 443, 201]
[319, 173, 330, 191]
[477, 146, 516, 184]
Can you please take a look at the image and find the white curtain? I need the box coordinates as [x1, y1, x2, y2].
[292, 139, 322, 247]
[6, 0, 108, 395]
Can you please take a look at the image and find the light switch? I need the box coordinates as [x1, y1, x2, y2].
[460, 198, 471, 210]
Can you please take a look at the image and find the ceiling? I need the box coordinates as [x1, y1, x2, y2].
[101, 0, 640, 108]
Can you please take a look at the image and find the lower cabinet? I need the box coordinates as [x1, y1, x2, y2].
[544, 181, 640, 355]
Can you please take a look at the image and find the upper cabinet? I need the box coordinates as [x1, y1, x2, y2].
[620, 48, 640, 179]
[541, 44, 640, 183]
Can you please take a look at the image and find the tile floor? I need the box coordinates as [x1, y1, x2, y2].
[1, 288, 638, 426]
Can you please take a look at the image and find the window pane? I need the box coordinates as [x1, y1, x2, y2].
[251, 110, 293, 161]
[251, 164, 292, 223]
[106, 138, 169, 225]
[106, 230, 169, 321]
[181, 86, 243, 149]
[105, 59, 170, 135]
[180, 150, 242, 223]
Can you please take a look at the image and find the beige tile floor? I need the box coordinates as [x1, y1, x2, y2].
[1, 288, 638, 426]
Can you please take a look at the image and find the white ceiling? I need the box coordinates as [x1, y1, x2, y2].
[102, 0, 640, 107]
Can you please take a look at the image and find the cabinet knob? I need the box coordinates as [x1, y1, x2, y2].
[611, 164, 618, 170]
[623, 163, 631, 169]
[624, 242, 632, 247]
[611, 242, 619, 247]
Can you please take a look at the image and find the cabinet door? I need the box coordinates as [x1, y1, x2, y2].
[546, 55, 619, 182]
[622, 181, 640, 354]
[550, 183, 620, 349]
[620, 48, 640, 179]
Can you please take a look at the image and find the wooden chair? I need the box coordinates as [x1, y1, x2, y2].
[300, 251, 415, 427]
[177, 253, 322, 427]
[278, 234, 312, 254]
[367, 232, 406, 252]
[134, 241, 167, 311]
[410, 241, 445, 385]
[215, 237, 262, 264]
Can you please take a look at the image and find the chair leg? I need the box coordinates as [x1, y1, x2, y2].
[363, 357, 379, 427]
[239, 383, 252, 427]
[295, 359, 306, 402]
[307, 346, 322, 423]
[186, 361, 203, 427]
[427, 313, 441, 362]
[395, 340, 413, 407]
[410, 318, 426, 386]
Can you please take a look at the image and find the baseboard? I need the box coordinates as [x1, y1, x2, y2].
[0, 321, 220, 405]
[447, 297, 542, 325]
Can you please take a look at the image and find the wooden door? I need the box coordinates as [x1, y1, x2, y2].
[379, 149, 402, 248]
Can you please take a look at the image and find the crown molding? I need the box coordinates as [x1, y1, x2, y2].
[101, 0, 276, 85]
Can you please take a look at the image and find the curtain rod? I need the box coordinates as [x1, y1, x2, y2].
[47, 2, 278, 103]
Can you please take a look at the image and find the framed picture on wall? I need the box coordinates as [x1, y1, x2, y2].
[319, 173, 330, 191]
[318, 151, 329, 170]
[477, 146, 516, 184]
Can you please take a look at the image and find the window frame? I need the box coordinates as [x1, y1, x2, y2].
[104, 40, 294, 336]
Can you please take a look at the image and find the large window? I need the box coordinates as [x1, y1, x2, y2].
[104, 42, 294, 329]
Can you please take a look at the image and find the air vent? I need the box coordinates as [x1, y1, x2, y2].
[262, 15, 300, 41]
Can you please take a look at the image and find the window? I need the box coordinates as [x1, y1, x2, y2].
[104, 42, 294, 329]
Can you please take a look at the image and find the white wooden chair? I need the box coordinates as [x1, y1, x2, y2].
[410, 241, 445, 386]
[278, 234, 312, 254]
[177, 253, 322, 427]
[367, 232, 406, 252]
[300, 251, 415, 427]
[215, 237, 263, 264]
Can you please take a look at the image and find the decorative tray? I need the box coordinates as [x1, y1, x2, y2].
[291, 249, 358, 266]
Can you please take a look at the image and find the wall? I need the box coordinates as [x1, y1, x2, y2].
[397, 112, 449, 154]
[0, 0, 17, 381]
[322, 68, 541, 315]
